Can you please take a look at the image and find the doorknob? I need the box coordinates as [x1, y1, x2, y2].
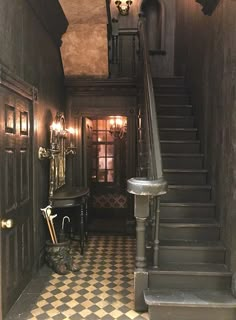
[1, 219, 14, 229]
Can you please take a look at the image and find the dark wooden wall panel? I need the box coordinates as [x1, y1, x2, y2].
[20, 149, 29, 203]
[5, 150, 16, 212]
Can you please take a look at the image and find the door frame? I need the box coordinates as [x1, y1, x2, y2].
[0, 64, 39, 319]
[68, 105, 137, 226]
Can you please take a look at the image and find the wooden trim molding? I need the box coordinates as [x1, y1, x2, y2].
[0, 64, 38, 101]
[65, 78, 137, 97]
[196, 0, 221, 15]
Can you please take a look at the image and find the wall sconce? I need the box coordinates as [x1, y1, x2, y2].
[65, 127, 76, 155]
[38, 112, 76, 160]
[109, 116, 127, 139]
[115, 0, 132, 16]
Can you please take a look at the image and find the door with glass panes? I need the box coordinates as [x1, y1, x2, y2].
[90, 118, 127, 231]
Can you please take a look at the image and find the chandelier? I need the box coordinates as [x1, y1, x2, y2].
[109, 116, 127, 139]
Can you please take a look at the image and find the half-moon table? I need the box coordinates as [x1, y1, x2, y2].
[50, 186, 90, 255]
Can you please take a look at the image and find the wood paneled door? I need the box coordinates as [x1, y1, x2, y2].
[0, 87, 34, 319]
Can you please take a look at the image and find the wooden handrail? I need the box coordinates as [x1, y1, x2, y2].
[138, 16, 164, 180]
[127, 15, 167, 272]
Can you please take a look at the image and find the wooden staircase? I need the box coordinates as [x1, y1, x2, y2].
[143, 77, 236, 320]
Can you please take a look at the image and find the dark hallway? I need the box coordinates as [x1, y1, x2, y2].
[2, 0, 236, 320]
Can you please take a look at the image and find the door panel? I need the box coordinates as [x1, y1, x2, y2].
[0, 87, 34, 318]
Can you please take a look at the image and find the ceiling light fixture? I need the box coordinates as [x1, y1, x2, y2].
[115, 0, 132, 16]
[109, 116, 127, 139]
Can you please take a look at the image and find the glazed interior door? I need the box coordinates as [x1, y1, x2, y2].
[0, 87, 34, 318]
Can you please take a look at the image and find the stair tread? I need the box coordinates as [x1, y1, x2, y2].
[144, 288, 236, 307]
[160, 128, 197, 131]
[168, 185, 211, 189]
[161, 140, 200, 143]
[161, 202, 215, 207]
[164, 169, 207, 173]
[160, 240, 225, 249]
[149, 263, 230, 274]
[163, 153, 204, 157]
[160, 218, 219, 227]
[156, 94, 189, 97]
[159, 115, 193, 119]
[159, 104, 192, 108]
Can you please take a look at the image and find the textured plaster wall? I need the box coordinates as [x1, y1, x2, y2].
[59, 0, 109, 77]
[0, 0, 65, 266]
[110, 0, 176, 76]
[175, 0, 236, 272]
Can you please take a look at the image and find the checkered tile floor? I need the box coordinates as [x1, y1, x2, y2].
[9, 235, 148, 320]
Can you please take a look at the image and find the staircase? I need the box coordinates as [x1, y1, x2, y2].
[143, 77, 236, 320]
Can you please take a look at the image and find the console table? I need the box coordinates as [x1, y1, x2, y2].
[50, 186, 90, 255]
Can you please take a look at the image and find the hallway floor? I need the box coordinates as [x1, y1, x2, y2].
[6, 235, 148, 320]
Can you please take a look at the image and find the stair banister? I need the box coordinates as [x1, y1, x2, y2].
[127, 12, 167, 288]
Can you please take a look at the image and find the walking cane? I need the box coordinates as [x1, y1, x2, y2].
[41, 205, 58, 244]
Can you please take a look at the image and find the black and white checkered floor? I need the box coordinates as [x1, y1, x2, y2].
[6, 235, 148, 320]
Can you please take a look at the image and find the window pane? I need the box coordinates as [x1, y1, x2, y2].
[98, 170, 105, 182]
[98, 131, 106, 142]
[107, 170, 114, 182]
[99, 158, 106, 169]
[98, 144, 106, 157]
[107, 145, 114, 156]
[107, 158, 114, 169]
[98, 120, 106, 130]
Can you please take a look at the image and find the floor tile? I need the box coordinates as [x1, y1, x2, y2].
[6, 235, 148, 320]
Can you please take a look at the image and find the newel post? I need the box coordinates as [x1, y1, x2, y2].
[127, 177, 167, 311]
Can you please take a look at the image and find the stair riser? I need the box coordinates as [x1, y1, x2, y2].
[155, 87, 187, 94]
[163, 156, 204, 169]
[159, 117, 194, 128]
[160, 206, 215, 220]
[158, 106, 193, 116]
[165, 172, 207, 185]
[160, 130, 197, 140]
[157, 95, 190, 105]
[149, 273, 231, 290]
[160, 248, 225, 264]
[162, 188, 211, 202]
[148, 306, 236, 320]
[161, 142, 200, 154]
[155, 78, 185, 86]
[160, 226, 220, 241]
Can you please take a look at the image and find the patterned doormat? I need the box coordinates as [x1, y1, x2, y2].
[7, 235, 148, 320]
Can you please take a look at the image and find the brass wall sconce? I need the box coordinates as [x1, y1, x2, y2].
[115, 0, 132, 16]
[109, 116, 127, 139]
[38, 112, 76, 160]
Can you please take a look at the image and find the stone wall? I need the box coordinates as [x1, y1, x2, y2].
[175, 0, 236, 271]
[59, 0, 109, 77]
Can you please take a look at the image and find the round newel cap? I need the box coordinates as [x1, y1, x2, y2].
[127, 177, 168, 196]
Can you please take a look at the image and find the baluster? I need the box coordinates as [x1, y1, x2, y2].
[134, 195, 149, 270]
[132, 34, 136, 77]
[118, 35, 123, 76]
[153, 196, 160, 268]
